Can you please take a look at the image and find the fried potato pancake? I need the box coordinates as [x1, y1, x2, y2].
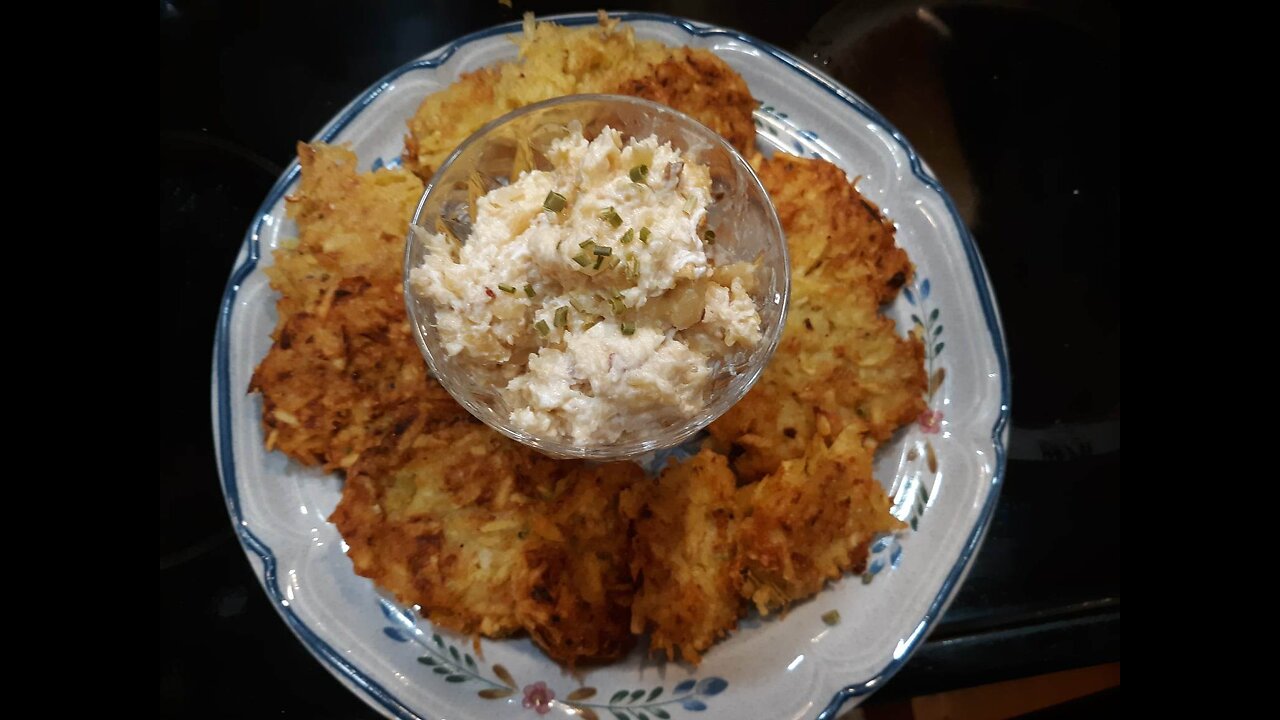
[620, 450, 742, 664]
[738, 424, 904, 614]
[250, 143, 469, 471]
[253, 17, 927, 668]
[402, 13, 756, 178]
[332, 423, 553, 637]
[708, 155, 927, 482]
[612, 47, 757, 157]
[519, 462, 646, 663]
[333, 420, 643, 662]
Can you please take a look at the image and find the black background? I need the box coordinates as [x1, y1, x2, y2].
[162, 1, 1120, 716]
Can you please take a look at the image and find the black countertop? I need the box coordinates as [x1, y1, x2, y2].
[163, 1, 1120, 715]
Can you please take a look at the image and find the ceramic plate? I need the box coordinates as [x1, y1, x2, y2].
[213, 12, 1010, 720]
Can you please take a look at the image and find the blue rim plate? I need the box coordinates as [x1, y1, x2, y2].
[213, 12, 1010, 720]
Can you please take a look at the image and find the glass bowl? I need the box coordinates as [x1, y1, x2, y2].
[404, 94, 789, 460]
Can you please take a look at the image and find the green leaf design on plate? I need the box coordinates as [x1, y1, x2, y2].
[611, 711, 629, 720]
[445, 675, 467, 683]
[567, 687, 598, 701]
[417, 656, 436, 666]
[432, 633, 443, 648]
[934, 342, 945, 355]
[464, 654, 476, 670]
[432, 667, 450, 675]
[911, 314, 922, 326]
[930, 308, 939, 322]
[647, 687, 663, 702]
[653, 709, 671, 719]
[629, 689, 645, 703]
[934, 325, 943, 336]
[637, 712, 650, 720]
[449, 646, 460, 662]
[610, 690, 630, 704]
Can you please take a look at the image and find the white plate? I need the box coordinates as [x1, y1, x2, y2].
[213, 12, 1010, 720]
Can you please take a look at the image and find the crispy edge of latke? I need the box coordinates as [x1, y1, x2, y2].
[753, 154, 912, 304]
[708, 153, 927, 481]
[331, 423, 562, 638]
[620, 449, 743, 665]
[612, 46, 758, 157]
[737, 425, 905, 614]
[519, 461, 646, 665]
[401, 14, 755, 179]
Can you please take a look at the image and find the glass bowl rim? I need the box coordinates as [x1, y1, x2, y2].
[402, 93, 791, 460]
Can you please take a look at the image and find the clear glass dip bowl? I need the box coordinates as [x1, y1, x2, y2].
[404, 94, 789, 460]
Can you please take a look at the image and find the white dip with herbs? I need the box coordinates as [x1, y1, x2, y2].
[411, 126, 761, 445]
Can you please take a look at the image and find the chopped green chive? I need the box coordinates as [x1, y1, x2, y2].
[620, 228, 634, 244]
[497, 283, 516, 294]
[569, 297, 587, 313]
[572, 252, 591, 267]
[625, 255, 639, 279]
[610, 289, 624, 300]
[593, 245, 613, 257]
[599, 207, 623, 228]
[578, 239, 596, 248]
[535, 319, 551, 336]
[594, 255, 605, 270]
[582, 317, 600, 331]
[639, 227, 651, 244]
[523, 284, 535, 298]
[821, 610, 841, 626]
[703, 229, 716, 245]
[543, 191, 567, 212]
[610, 297, 627, 316]
[620, 321, 636, 336]
[629, 164, 649, 183]
[554, 306, 569, 328]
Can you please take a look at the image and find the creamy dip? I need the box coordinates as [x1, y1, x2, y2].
[411, 126, 761, 445]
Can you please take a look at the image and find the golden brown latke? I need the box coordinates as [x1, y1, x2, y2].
[620, 450, 743, 664]
[270, 142, 420, 313]
[333, 421, 644, 663]
[519, 462, 646, 663]
[737, 425, 904, 614]
[249, 276, 465, 469]
[402, 13, 755, 178]
[614, 47, 758, 157]
[708, 155, 927, 482]
[755, 155, 913, 304]
[250, 144, 468, 471]
[332, 424, 552, 637]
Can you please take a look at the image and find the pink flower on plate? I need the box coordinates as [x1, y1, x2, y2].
[918, 409, 944, 434]
[522, 681, 556, 715]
